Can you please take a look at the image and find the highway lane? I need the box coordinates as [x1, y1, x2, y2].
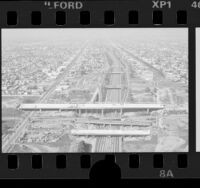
[2, 46, 86, 153]
[105, 53, 122, 103]
[95, 48, 126, 152]
[105, 74, 121, 103]
[95, 136, 121, 152]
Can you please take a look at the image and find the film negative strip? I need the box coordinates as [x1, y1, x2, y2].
[0, 0, 199, 179]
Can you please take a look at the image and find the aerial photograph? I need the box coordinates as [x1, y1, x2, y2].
[1, 28, 188, 153]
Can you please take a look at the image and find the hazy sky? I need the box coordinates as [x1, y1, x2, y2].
[197, 28, 200, 152]
[2, 28, 188, 44]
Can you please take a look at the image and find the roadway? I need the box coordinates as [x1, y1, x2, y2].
[95, 137, 120, 152]
[95, 48, 126, 152]
[71, 129, 151, 136]
[75, 119, 152, 127]
[117, 45, 165, 80]
[19, 103, 164, 111]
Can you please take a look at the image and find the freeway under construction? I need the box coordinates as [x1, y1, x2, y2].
[4, 46, 164, 153]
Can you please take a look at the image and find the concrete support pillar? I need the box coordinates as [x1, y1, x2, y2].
[120, 108, 123, 117]
[75, 109, 78, 117]
[119, 89, 121, 103]
[156, 115, 158, 127]
[100, 92, 102, 102]
[119, 136, 122, 152]
[101, 109, 104, 117]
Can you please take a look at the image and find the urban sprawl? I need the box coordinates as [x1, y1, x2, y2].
[2, 34, 188, 153]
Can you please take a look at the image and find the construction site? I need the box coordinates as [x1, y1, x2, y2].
[2, 29, 188, 153]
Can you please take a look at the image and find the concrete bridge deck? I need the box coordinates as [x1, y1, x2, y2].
[19, 103, 164, 111]
[71, 129, 150, 136]
[75, 119, 152, 127]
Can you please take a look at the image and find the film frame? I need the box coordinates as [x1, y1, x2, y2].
[0, 0, 199, 179]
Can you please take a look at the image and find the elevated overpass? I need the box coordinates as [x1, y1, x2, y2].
[104, 85, 122, 89]
[75, 119, 152, 127]
[19, 103, 164, 113]
[71, 129, 150, 136]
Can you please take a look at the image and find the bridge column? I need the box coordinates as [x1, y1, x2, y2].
[78, 109, 81, 116]
[101, 109, 104, 117]
[119, 88, 121, 103]
[156, 115, 158, 127]
[75, 109, 79, 117]
[99, 88, 102, 102]
[120, 108, 123, 117]
[119, 136, 122, 152]
[158, 110, 164, 128]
